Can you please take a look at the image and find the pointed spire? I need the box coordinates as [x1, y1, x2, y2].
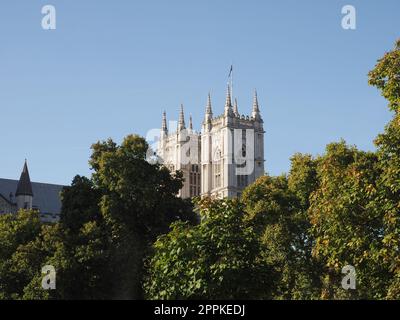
[252, 90, 259, 112]
[162, 110, 168, 134]
[178, 104, 186, 131]
[189, 115, 193, 131]
[224, 85, 233, 117]
[16, 160, 33, 197]
[225, 85, 232, 109]
[233, 98, 239, 117]
[204, 93, 213, 123]
[252, 89, 262, 121]
[206, 92, 212, 115]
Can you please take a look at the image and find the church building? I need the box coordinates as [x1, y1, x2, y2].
[0, 161, 64, 222]
[157, 87, 265, 199]
[1, 86, 265, 221]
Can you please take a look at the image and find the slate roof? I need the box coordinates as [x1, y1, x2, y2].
[0, 192, 13, 205]
[0, 178, 65, 214]
[15, 161, 33, 196]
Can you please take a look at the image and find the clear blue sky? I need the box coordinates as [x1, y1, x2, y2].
[0, 0, 399, 185]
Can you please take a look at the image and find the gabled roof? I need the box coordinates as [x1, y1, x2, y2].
[0, 178, 64, 214]
[15, 161, 33, 197]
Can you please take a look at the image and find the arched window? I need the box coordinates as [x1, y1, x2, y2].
[213, 149, 222, 189]
[189, 164, 201, 197]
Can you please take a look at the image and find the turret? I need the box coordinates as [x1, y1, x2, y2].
[16, 160, 33, 210]
[252, 90, 263, 122]
[177, 104, 187, 144]
[233, 98, 239, 117]
[162, 110, 168, 136]
[159, 110, 168, 158]
[178, 104, 186, 132]
[224, 85, 234, 117]
[203, 93, 213, 132]
[205, 93, 213, 122]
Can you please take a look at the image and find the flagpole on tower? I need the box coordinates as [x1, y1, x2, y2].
[228, 64, 233, 104]
[231, 64, 233, 103]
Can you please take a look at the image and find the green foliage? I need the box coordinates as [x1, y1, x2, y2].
[309, 142, 390, 299]
[89, 134, 196, 299]
[60, 175, 101, 232]
[368, 39, 400, 113]
[242, 173, 321, 299]
[369, 39, 400, 299]
[0, 135, 195, 300]
[0, 210, 42, 299]
[144, 198, 275, 299]
[375, 115, 400, 299]
[145, 40, 400, 300]
[1, 39, 400, 300]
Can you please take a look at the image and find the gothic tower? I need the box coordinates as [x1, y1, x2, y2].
[201, 88, 265, 198]
[158, 86, 265, 199]
[158, 105, 201, 199]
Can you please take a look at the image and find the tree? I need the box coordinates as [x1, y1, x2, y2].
[89, 134, 196, 299]
[242, 170, 322, 300]
[369, 39, 400, 299]
[2, 39, 399, 301]
[0, 208, 112, 300]
[368, 39, 400, 113]
[1, 134, 195, 300]
[308, 141, 391, 299]
[0, 210, 42, 299]
[144, 198, 276, 299]
[52, 175, 113, 299]
[59, 175, 102, 233]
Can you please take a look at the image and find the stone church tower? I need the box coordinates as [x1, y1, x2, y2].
[157, 105, 202, 198]
[157, 87, 265, 199]
[201, 87, 264, 198]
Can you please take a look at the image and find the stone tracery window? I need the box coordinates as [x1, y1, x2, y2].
[213, 149, 222, 189]
[189, 164, 200, 197]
